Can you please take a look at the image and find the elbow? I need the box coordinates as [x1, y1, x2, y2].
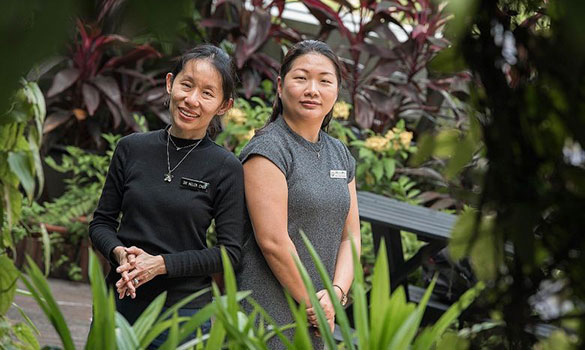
[256, 235, 287, 259]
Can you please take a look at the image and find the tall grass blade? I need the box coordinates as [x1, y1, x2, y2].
[299, 231, 356, 350]
[21, 255, 75, 350]
[292, 252, 336, 350]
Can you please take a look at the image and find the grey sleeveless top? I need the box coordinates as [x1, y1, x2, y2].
[237, 116, 355, 349]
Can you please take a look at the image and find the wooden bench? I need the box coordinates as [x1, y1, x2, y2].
[355, 191, 457, 315]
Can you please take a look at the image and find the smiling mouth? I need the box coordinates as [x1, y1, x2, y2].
[179, 107, 199, 119]
[300, 101, 321, 106]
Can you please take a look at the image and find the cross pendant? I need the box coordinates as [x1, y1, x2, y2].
[164, 173, 173, 183]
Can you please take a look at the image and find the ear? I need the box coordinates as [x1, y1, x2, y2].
[276, 76, 282, 98]
[165, 73, 173, 94]
[217, 98, 234, 116]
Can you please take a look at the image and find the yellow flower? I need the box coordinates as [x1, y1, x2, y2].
[399, 131, 413, 147]
[384, 130, 395, 140]
[392, 140, 401, 150]
[224, 107, 247, 125]
[364, 135, 390, 152]
[236, 129, 255, 142]
[332, 101, 351, 120]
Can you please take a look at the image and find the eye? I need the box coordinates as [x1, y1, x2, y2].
[322, 79, 333, 84]
[294, 76, 306, 80]
[203, 90, 214, 97]
[181, 82, 191, 88]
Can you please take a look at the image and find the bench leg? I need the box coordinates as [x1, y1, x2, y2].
[371, 224, 408, 299]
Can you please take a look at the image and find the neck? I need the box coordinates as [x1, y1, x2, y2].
[281, 114, 321, 143]
[169, 124, 204, 140]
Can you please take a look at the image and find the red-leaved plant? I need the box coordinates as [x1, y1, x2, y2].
[43, 18, 161, 149]
[303, 0, 470, 132]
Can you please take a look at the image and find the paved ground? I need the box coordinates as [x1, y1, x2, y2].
[6, 278, 92, 349]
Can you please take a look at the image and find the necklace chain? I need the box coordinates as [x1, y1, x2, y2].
[164, 128, 203, 183]
[307, 141, 321, 158]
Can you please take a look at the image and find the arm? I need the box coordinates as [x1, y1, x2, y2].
[332, 178, 361, 301]
[89, 140, 127, 265]
[308, 179, 361, 330]
[243, 155, 311, 306]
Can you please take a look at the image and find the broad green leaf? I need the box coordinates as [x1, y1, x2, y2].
[0, 256, 19, 314]
[7, 151, 35, 200]
[372, 161, 384, 182]
[433, 129, 460, 158]
[410, 133, 435, 166]
[382, 158, 396, 179]
[220, 247, 238, 323]
[115, 312, 140, 350]
[444, 134, 474, 180]
[160, 311, 180, 350]
[133, 292, 166, 342]
[449, 207, 477, 261]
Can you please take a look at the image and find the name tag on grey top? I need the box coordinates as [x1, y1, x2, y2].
[330, 170, 347, 179]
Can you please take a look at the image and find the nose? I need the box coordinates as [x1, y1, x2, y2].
[304, 79, 319, 97]
[185, 90, 201, 107]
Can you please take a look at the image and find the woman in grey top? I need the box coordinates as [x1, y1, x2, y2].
[237, 40, 361, 349]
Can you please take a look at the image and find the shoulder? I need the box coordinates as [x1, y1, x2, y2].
[239, 123, 291, 175]
[323, 133, 350, 156]
[118, 130, 159, 148]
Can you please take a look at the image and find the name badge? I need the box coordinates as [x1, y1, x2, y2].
[180, 177, 209, 192]
[330, 170, 347, 179]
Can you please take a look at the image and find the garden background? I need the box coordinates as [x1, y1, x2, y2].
[1, 0, 585, 349]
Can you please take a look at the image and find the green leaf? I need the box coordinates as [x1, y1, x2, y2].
[21, 256, 75, 350]
[444, 134, 474, 180]
[86, 250, 116, 350]
[410, 133, 435, 166]
[433, 130, 460, 158]
[413, 282, 485, 350]
[350, 238, 369, 348]
[13, 322, 40, 350]
[39, 224, 50, 276]
[116, 312, 140, 350]
[370, 240, 390, 348]
[299, 231, 356, 350]
[435, 331, 470, 350]
[0, 255, 19, 314]
[204, 318, 226, 350]
[372, 161, 384, 182]
[7, 151, 35, 200]
[133, 292, 166, 342]
[292, 237, 336, 350]
[382, 158, 396, 179]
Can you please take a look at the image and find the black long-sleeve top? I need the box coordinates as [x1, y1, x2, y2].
[89, 129, 245, 308]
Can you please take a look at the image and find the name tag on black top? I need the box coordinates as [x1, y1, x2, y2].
[180, 177, 209, 192]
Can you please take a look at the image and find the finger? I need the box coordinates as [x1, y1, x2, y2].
[116, 263, 134, 274]
[127, 254, 136, 264]
[316, 290, 327, 299]
[125, 246, 144, 255]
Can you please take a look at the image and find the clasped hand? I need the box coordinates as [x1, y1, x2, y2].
[113, 246, 166, 299]
[306, 289, 335, 335]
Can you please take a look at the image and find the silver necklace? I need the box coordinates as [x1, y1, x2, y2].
[164, 130, 203, 183]
[168, 132, 200, 151]
[307, 142, 321, 158]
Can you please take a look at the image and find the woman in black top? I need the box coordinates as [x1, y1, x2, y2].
[89, 44, 244, 347]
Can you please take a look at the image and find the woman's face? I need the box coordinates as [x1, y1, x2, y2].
[166, 59, 232, 139]
[278, 53, 338, 124]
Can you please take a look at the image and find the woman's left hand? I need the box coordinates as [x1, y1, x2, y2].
[115, 246, 167, 293]
[306, 289, 335, 333]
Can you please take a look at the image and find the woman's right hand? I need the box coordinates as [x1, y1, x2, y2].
[112, 246, 136, 299]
